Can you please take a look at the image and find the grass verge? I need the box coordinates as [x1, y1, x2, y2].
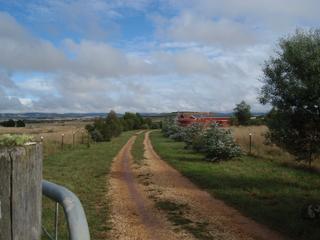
[131, 131, 145, 165]
[42, 131, 135, 240]
[155, 200, 213, 239]
[150, 130, 320, 240]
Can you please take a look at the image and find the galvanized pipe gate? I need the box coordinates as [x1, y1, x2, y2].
[0, 142, 90, 240]
[42, 180, 90, 240]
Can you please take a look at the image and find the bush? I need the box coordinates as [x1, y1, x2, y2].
[161, 117, 186, 141]
[168, 126, 186, 141]
[140, 124, 149, 129]
[161, 117, 173, 135]
[183, 123, 205, 149]
[162, 117, 179, 137]
[90, 129, 104, 142]
[1, 119, 15, 127]
[16, 120, 26, 127]
[201, 125, 242, 161]
[151, 122, 161, 129]
[162, 119, 242, 161]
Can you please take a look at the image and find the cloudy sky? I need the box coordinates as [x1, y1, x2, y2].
[0, 0, 319, 113]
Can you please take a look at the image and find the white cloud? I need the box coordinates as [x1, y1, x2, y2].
[0, 10, 272, 113]
[17, 77, 54, 92]
[164, 0, 320, 27]
[18, 97, 33, 107]
[0, 12, 66, 72]
[1, 1, 318, 113]
[0, 89, 25, 111]
[155, 12, 256, 47]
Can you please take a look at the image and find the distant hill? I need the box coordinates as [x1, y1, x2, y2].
[0, 112, 106, 122]
[0, 111, 267, 122]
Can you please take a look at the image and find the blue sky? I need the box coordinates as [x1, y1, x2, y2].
[0, 0, 319, 113]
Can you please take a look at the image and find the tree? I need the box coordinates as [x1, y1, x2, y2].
[16, 120, 25, 127]
[233, 101, 251, 125]
[1, 119, 16, 127]
[135, 113, 144, 129]
[93, 118, 111, 141]
[105, 110, 122, 138]
[260, 29, 320, 166]
[144, 118, 153, 128]
[89, 111, 122, 142]
[122, 112, 143, 130]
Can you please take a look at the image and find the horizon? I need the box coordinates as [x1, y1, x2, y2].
[0, 110, 267, 115]
[1, 1, 319, 113]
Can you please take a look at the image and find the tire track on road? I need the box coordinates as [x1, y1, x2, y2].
[144, 131, 289, 240]
[108, 133, 185, 240]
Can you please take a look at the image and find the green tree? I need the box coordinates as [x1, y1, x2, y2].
[16, 120, 25, 127]
[260, 29, 320, 166]
[1, 119, 16, 127]
[233, 101, 251, 125]
[135, 113, 144, 129]
[93, 118, 111, 141]
[122, 112, 144, 130]
[105, 110, 122, 138]
[144, 118, 153, 128]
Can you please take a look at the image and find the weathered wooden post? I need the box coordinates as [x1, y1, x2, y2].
[0, 141, 42, 240]
[249, 133, 252, 155]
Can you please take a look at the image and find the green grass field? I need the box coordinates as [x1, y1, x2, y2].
[150, 130, 320, 240]
[42, 131, 135, 240]
[131, 131, 145, 165]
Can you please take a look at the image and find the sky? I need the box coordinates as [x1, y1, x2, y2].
[0, 0, 319, 113]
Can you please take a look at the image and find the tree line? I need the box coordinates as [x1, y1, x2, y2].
[85, 110, 160, 142]
[0, 119, 26, 127]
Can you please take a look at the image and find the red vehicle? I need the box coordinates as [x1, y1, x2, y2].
[177, 112, 230, 127]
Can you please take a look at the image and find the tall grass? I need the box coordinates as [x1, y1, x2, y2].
[230, 125, 320, 168]
[230, 126, 290, 159]
[0, 121, 90, 157]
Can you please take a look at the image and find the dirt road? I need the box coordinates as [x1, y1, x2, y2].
[107, 134, 189, 240]
[107, 131, 287, 240]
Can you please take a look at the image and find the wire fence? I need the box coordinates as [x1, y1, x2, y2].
[39, 128, 92, 158]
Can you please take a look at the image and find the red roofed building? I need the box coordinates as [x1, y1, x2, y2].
[177, 112, 230, 127]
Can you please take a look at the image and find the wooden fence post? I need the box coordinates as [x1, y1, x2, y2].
[0, 142, 42, 240]
[249, 133, 252, 155]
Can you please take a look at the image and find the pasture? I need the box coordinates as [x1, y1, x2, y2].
[2, 121, 319, 240]
[230, 125, 320, 169]
[42, 130, 137, 239]
[0, 120, 90, 157]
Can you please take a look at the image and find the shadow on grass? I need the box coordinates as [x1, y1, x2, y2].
[150, 131, 320, 240]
